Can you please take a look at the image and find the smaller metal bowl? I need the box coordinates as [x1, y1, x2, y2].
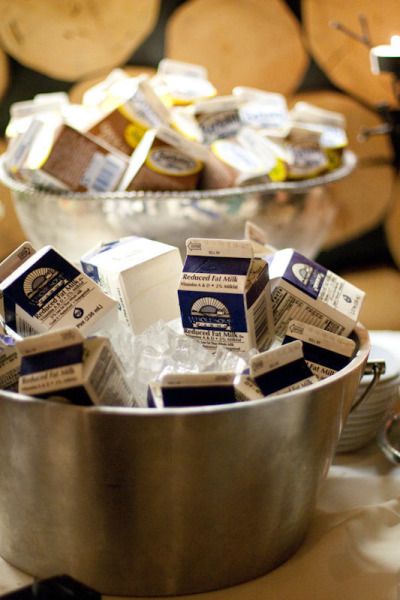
[0, 151, 356, 262]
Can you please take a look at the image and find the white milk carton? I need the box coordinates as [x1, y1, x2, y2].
[80, 236, 183, 334]
[250, 340, 318, 397]
[17, 327, 134, 406]
[282, 319, 356, 380]
[0, 335, 20, 391]
[178, 238, 274, 353]
[267, 248, 365, 338]
[244, 220, 277, 258]
[0, 243, 117, 337]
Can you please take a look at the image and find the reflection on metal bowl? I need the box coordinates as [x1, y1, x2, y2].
[0, 322, 368, 596]
[0, 152, 356, 263]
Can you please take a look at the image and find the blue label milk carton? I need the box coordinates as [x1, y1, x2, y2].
[148, 372, 238, 408]
[17, 327, 134, 406]
[147, 372, 264, 408]
[250, 340, 318, 396]
[282, 319, 356, 380]
[178, 238, 274, 353]
[267, 248, 365, 339]
[0, 242, 118, 337]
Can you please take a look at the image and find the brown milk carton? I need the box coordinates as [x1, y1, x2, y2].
[119, 126, 208, 192]
[88, 78, 170, 155]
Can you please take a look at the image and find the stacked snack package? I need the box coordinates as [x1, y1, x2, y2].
[2, 59, 348, 193]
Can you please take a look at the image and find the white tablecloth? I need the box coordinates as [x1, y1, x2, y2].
[0, 331, 399, 600]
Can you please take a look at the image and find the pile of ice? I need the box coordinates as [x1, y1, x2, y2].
[100, 319, 254, 407]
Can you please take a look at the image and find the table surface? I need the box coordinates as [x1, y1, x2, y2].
[0, 331, 399, 600]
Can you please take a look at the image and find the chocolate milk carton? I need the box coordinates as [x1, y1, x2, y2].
[178, 238, 274, 353]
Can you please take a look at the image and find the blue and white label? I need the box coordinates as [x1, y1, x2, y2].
[179, 239, 273, 353]
[1, 247, 117, 336]
[268, 248, 365, 338]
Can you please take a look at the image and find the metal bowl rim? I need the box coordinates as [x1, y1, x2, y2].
[0, 322, 370, 417]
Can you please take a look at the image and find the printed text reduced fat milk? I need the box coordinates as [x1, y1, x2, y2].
[178, 238, 274, 353]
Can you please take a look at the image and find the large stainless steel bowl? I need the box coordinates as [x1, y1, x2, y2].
[0, 322, 369, 596]
[0, 152, 356, 263]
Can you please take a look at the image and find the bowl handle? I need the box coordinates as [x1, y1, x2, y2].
[377, 412, 400, 464]
[350, 359, 386, 413]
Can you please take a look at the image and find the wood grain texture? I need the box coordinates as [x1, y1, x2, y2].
[0, 140, 26, 260]
[0, 0, 160, 81]
[291, 90, 394, 248]
[384, 175, 400, 269]
[0, 48, 9, 101]
[165, 0, 309, 95]
[302, 0, 397, 107]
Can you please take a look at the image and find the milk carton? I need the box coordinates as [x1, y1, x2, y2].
[282, 319, 356, 380]
[0, 243, 117, 337]
[250, 340, 317, 396]
[88, 78, 170, 155]
[267, 248, 365, 338]
[17, 327, 134, 406]
[81, 236, 183, 334]
[118, 125, 207, 192]
[178, 238, 274, 353]
[0, 335, 20, 391]
[244, 220, 277, 257]
[148, 371, 265, 408]
[148, 372, 238, 408]
[234, 374, 265, 401]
